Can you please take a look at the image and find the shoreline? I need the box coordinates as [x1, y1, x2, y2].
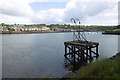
[1, 31, 103, 34]
[0, 31, 73, 34]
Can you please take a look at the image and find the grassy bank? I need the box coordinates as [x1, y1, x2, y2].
[103, 29, 120, 35]
[72, 52, 120, 79]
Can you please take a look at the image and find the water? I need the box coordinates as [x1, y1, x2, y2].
[1, 32, 120, 78]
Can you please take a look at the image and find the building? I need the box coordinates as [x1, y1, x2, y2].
[41, 26, 50, 31]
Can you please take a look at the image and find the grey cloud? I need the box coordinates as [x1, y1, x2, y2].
[86, 2, 109, 16]
[1, 7, 25, 17]
[63, 2, 115, 23]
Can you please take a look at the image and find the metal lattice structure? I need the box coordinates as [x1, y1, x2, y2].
[71, 18, 87, 42]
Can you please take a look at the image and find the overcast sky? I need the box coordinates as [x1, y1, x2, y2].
[0, 0, 119, 25]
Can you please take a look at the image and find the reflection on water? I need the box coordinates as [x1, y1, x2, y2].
[2, 32, 120, 78]
[64, 57, 84, 72]
[64, 56, 94, 72]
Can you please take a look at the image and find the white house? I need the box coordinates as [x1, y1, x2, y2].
[41, 26, 50, 31]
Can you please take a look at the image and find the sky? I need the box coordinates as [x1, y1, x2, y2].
[0, 0, 119, 25]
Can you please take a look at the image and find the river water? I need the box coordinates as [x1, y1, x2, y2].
[1, 32, 120, 78]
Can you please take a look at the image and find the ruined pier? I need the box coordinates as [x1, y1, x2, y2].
[64, 18, 99, 71]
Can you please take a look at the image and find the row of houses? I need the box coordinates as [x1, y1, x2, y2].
[0, 24, 74, 32]
[11, 26, 50, 32]
[0, 24, 50, 32]
[51, 28, 74, 32]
